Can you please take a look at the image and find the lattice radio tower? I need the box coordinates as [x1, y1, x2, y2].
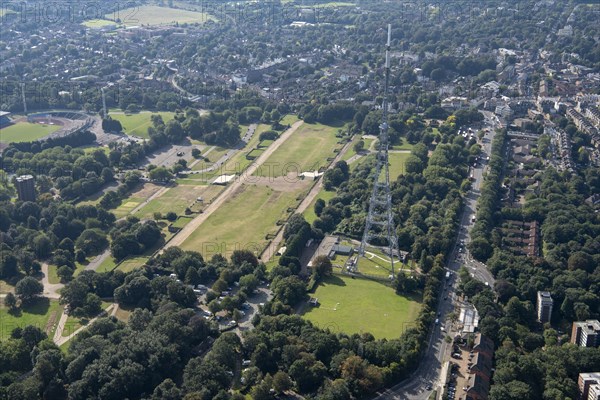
[357, 24, 400, 278]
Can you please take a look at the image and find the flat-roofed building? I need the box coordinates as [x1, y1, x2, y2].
[572, 320, 600, 348]
[579, 373, 600, 400]
[15, 175, 36, 202]
[537, 291, 553, 323]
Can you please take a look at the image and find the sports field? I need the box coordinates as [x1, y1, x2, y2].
[82, 19, 118, 28]
[107, 5, 215, 26]
[109, 111, 175, 138]
[180, 184, 305, 258]
[0, 298, 62, 340]
[0, 122, 60, 143]
[254, 122, 342, 178]
[302, 275, 421, 339]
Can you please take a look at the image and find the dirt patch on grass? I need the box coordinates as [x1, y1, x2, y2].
[131, 183, 162, 198]
[248, 175, 311, 193]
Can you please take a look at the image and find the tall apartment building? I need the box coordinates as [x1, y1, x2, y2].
[589, 384, 600, 400]
[15, 174, 36, 202]
[537, 291, 553, 323]
[572, 320, 600, 348]
[579, 373, 600, 400]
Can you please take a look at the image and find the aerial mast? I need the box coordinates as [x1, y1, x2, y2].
[357, 24, 400, 278]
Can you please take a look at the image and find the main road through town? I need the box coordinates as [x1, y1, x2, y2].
[373, 111, 499, 400]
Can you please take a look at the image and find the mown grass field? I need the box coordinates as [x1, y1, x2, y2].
[341, 136, 374, 162]
[280, 114, 300, 126]
[0, 298, 62, 340]
[191, 124, 271, 179]
[302, 275, 421, 339]
[112, 196, 145, 219]
[254, 122, 342, 178]
[181, 184, 302, 258]
[82, 19, 118, 28]
[133, 184, 221, 220]
[303, 189, 337, 224]
[295, 1, 356, 8]
[106, 5, 216, 26]
[62, 301, 112, 337]
[0, 122, 60, 143]
[48, 263, 82, 284]
[109, 111, 175, 138]
[387, 151, 411, 181]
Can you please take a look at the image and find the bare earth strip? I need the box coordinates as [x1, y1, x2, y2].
[260, 138, 354, 262]
[165, 120, 304, 250]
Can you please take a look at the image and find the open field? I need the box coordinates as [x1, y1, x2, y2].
[0, 122, 61, 143]
[172, 216, 194, 229]
[114, 306, 133, 323]
[62, 301, 112, 337]
[181, 183, 307, 258]
[96, 257, 117, 273]
[341, 136, 374, 162]
[391, 141, 415, 151]
[302, 275, 421, 339]
[113, 196, 146, 219]
[191, 124, 271, 179]
[303, 189, 337, 224]
[133, 184, 221, 219]
[109, 111, 175, 138]
[254, 122, 343, 178]
[387, 151, 411, 181]
[106, 5, 215, 26]
[82, 19, 118, 28]
[0, 298, 62, 340]
[97, 252, 151, 274]
[280, 114, 300, 126]
[111, 183, 163, 218]
[295, 1, 356, 7]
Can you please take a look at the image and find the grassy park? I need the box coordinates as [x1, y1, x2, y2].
[254, 122, 343, 177]
[303, 275, 421, 339]
[62, 301, 113, 337]
[181, 184, 305, 258]
[387, 151, 411, 181]
[133, 184, 221, 219]
[0, 298, 62, 340]
[109, 111, 175, 138]
[0, 122, 60, 143]
[191, 124, 271, 179]
[303, 189, 337, 224]
[82, 19, 118, 28]
[106, 5, 215, 26]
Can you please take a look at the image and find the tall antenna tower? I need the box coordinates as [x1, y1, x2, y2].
[21, 82, 27, 115]
[357, 24, 400, 278]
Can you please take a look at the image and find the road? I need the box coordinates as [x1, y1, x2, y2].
[40, 263, 63, 299]
[165, 120, 304, 249]
[373, 112, 499, 400]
